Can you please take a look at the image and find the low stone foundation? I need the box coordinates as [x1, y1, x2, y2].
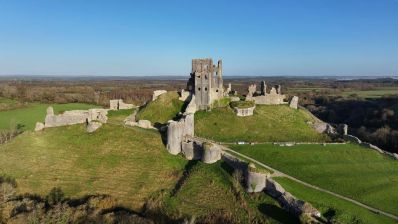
[44, 107, 109, 128]
[109, 99, 135, 110]
[234, 106, 255, 117]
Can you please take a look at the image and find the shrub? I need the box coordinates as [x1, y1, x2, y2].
[46, 187, 65, 205]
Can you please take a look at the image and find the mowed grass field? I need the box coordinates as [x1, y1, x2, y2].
[0, 102, 99, 130]
[136, 91, 184, 125]
[274, 177, 397, 224]
[195, 105, 329, 142]
[0, 124, 187, 209]
[231, 143, 398, 216]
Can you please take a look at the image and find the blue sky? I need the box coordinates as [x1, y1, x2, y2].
[0, 0, 397, 76]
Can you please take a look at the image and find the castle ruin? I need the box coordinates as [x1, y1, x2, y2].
[187, 58, 224, 110]
[246, 81, 287, 105]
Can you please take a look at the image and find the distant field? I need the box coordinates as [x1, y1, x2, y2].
[231, 143, 398, 216]
[340, 88, 398, 98]
[0, 102, 99, 130]
[195, 105, 329, 142]
[0, 124, 187, 209]
[136, 91, 184, 125]
[274, 177, 396, 224]
[0, 97, 27, 111]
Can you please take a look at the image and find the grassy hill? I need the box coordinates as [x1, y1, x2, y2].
[0, 102, 100, 130]
[136, 91, 184, 125]
[231, 143, 398, 217]
[162, 161, 298, 223]
[0, 122, 288, 221]
[195, 105, 329, 142]
[0, 124, 187, 209]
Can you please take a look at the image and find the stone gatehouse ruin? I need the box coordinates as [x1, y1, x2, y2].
[187, 58, 224, 110]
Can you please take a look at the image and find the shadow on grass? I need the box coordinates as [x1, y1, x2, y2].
[258, 203, 299, 224]
[171, 160, 199, 196]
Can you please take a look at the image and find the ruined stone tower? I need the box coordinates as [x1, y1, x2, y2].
[189, 58, 224, 110]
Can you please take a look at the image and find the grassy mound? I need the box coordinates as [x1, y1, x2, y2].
[136, 91, 184, 125]
[195, 105, 329, 142]
[0, 124, 186, 209]
[0, 103, 100, 130]
[231, 143, 398, 217]
[163, 161, 297, 223]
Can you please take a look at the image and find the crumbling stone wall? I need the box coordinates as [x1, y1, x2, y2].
[109, 99, 135, 110]
[152, 90, 167, 101]
[289, 96, 299, 109]
[166, 114, 195, 155]
[246, 82, 287, 105]
[41, 106, 109, 130]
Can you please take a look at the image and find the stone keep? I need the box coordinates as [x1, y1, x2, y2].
[188, 58, 224, 110]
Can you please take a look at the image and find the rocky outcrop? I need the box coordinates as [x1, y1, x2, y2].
[152, 90, 167, 101]
[289, 96, 299, 109]
[312, 122, 336, 135]
[34, 122, 45, 131]
[202, 142, 221, 164]
[86, 121, 102, 133]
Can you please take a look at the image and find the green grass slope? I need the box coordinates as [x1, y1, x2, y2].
[0, 124, 187, 209]
[231, 143, 398, 216]
[0, 103, 99, 130]
[163, 161, 298, 223]
[274, 177, 396, 224]
[195, 105, 329, 142]
[136, 91, 184, 125]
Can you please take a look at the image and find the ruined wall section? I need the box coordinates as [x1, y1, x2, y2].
[246, 82, 287, 105]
